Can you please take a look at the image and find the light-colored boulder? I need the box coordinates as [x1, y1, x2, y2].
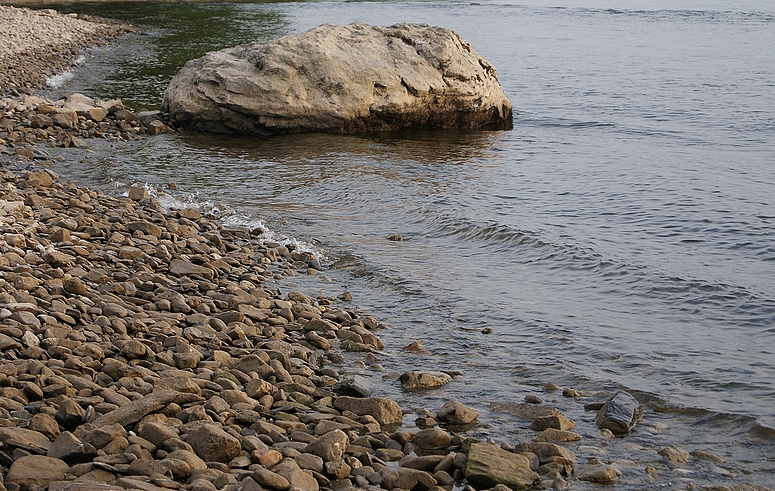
[163, 22, 512, 135]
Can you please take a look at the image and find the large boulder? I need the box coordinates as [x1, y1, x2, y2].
[162, 22, 512, 135]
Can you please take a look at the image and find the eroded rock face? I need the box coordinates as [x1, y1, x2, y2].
[162, 22, 512, 135]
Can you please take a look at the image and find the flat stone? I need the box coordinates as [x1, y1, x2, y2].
[6, 455, 70, 490]
[490, 402, 560, 420]
[170, 258, 215, 280]
[0, 427, 52, 453]
[92, 390, 197, 428]
[465, 442, 541, 491]
[333, 396, 402, 426]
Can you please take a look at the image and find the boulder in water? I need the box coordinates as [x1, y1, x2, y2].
[162, 22, 512, 135]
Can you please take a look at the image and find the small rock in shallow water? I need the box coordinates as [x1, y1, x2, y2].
[594, 390, 643, 435]
[400, 371, 451, 390]
[437, 400, 478, 425]
[577, 465, 618, 483]
[402, 340, 430, 354]
[659, 445, 690, 464]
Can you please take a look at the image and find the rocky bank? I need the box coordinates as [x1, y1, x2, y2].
[1, 5, 773, 491]
[0, 5, 134, 95]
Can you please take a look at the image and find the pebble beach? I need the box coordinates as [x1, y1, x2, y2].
[0, 5, 773, 491]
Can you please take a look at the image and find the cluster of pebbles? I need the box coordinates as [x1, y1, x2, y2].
[0, 165, 600, 491]
[0, 92, 173, 158]
[0, 6, 134, 95]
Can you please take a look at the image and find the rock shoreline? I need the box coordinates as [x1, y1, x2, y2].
[1, 5, 773, 491]
[0, 5, 135, 95]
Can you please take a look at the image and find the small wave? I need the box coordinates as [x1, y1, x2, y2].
[122, 182, 326, 259]
[45, 55, 86, 89]
[46, 71, 74, 89]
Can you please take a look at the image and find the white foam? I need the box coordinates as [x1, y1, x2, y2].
[46, 71, 74, 88]
[45, 55, 86, 88]
[128, 183, 326, 261]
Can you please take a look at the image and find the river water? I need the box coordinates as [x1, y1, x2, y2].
[29, 0, 775, 487]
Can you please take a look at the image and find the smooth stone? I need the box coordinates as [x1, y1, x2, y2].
[576, 465, 618, 483]
[465, 442, 541, 491]
[659, 446, 690, 464]
[332, 396, 402, 425]
[303, 429, 349, 462]
[399, 371, 452, 390]
[410, 428, 450, 450]
[437, 401, 478, 425]
[6, 455, 70, 491]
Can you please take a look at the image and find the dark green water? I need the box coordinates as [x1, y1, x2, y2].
[42, 1, 291, 108]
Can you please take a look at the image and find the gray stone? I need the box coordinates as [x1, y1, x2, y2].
[594, 390, 643, 435]
[464, 442, 541, 491]
[332, 375, 371, 397]
[490, 402, 560, 420]
[163, 23, 512, 135]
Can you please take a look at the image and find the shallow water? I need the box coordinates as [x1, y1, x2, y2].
[28, 0, 775, 487]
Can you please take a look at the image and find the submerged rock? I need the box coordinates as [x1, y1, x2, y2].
[162, 22, 512, 135]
